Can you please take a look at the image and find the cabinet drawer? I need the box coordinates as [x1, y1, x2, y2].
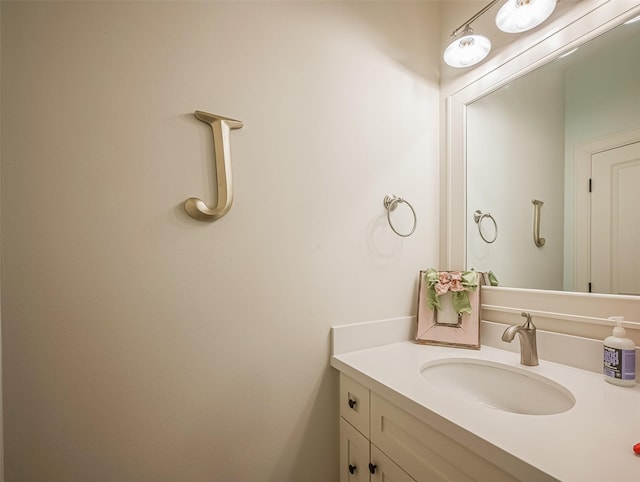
[371, 393, 518, 482]
[340, 374, 370, 437]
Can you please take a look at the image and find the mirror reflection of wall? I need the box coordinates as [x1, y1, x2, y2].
[466, 18, 640, 294]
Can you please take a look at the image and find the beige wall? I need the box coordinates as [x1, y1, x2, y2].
[1, 2, 440, 480]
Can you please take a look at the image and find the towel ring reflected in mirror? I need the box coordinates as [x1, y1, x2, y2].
[383, 195, 417, 237]
[473, 210, 498, 244]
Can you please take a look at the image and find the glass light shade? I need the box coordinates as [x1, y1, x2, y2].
[496, 0, 557, 33]
[444, 34, 492, 68]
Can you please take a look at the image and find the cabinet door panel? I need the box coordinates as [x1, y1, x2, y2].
[371, 393, 517, 482]
[340, 418, 370, 482]
[370, 444, 416, 482]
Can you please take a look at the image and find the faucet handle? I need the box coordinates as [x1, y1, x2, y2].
[521, 312, 536, 329]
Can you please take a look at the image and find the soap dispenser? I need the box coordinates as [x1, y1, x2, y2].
[603, 316, 636, 387]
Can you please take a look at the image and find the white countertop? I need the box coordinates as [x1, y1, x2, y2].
[331, 341, 640, 481]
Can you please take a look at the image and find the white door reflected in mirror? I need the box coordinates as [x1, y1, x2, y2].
[590, 141, 640, 295]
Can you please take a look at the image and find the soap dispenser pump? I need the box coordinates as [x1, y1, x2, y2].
[603, 316, 636, 386]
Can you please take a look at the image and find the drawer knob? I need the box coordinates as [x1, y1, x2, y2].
[348, 464, 357, 475]
[348, 398, 357, 409]
[368, 463, 377, 474]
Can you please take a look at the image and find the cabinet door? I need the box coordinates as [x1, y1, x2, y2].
[340, 418, 370, 482]
[370, 444, 416, 482]
[371, 393, 519, 482]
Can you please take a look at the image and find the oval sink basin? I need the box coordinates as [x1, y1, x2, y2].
[420, 358, 575, 415]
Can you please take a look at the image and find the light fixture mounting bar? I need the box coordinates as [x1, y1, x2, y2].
[450, 0, 504, 37]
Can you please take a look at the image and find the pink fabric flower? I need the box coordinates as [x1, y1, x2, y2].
[435, 271, 465, 295]
[449, 272, 464, 292]
[435, 272, 450, 295]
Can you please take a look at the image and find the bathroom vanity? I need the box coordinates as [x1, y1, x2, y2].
[331, 317, 640, 482]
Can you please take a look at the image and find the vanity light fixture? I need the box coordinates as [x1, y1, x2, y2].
[444, 0, 558, 69]
[496, 0, 557, 33]
[444, 0, 501, 68]
[443, 26, 492, 68]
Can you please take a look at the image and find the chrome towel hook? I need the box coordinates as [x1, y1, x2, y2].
[383, 195, 417, 237]
[532, 199, 546, 247]
[184, 111, 243, 222]
[473, 210, 498, 243]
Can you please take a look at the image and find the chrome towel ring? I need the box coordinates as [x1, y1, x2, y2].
[473, 210, 498, 244]
[383, 195, 417, 237]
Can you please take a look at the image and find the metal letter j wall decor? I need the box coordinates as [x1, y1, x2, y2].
[184, 110, 244, 222]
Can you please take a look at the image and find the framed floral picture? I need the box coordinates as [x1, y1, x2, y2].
[415, 269, 482, 349]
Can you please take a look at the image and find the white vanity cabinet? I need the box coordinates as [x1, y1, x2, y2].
[339, 373, 518, 482]
[339, 374, 415, 482]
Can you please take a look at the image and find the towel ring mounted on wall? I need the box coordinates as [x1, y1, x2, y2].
[383, 195, 417, 237]
[473, 210, 498, 244]
[184, 110, 244, 222]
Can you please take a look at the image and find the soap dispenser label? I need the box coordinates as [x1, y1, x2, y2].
[604, 346, 636, 380]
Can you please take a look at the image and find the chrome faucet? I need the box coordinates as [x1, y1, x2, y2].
[502, 312, 539, 366]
